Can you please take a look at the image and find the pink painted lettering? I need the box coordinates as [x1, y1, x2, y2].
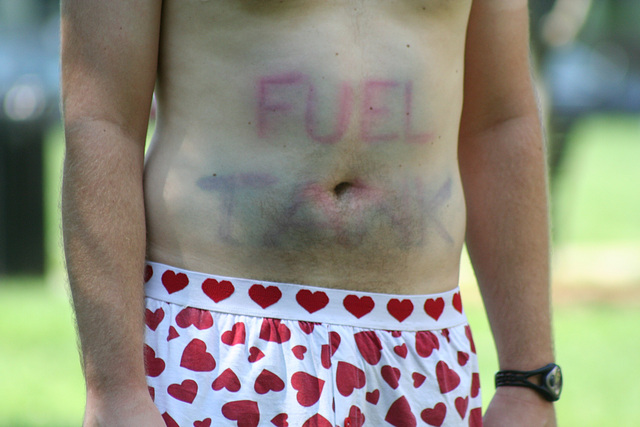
[404, 81, 433, 144]
[360, 80, 401, 143]
[257, 72, 306, 138]
[305, 83, 354, 144]
[256, 72, 432, 144]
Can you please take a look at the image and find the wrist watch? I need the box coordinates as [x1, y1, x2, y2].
[495, 363, 562, 402]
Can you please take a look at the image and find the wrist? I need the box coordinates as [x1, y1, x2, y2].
[86, 381, 154, 411]
[494, 385, 555, 406]
[84, 363, 149, 400]
[84, 385, 161, 427]
[495, 363, 562, 402]
[82, 341, 149, 394]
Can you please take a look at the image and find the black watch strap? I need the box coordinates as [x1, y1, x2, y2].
[495, 363, 562, 402]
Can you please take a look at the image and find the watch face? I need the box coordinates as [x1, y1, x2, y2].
[545, 365, 563, 398]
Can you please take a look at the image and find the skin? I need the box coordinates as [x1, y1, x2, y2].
[60, 0, 556, 425]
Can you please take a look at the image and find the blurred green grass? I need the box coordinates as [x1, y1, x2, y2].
[0, 280, 83, 427]
[553, 115, 640, 245]
[1, 114, 639, 426]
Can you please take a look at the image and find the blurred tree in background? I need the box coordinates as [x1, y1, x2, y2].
[530, 0, 640, 182]
[0, 0, 60, 276]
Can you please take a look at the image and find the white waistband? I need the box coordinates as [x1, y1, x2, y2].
[144, 261, 468, 331]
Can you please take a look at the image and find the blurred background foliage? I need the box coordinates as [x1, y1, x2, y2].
[0, 0, 639, 426]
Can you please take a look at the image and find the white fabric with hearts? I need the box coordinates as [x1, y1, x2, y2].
[144, 261, 483, 427]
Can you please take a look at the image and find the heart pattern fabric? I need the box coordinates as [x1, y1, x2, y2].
[144, 262, 483, 426]
[144, 262, 468, 332]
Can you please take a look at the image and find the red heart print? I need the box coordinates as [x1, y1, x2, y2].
[296, 289, 329, 313]
[455, 396, 469, 418]
[148, 386, 155, 401]
[292, 345, 307, 360]
[221, 400, 260, 427]
[354, 330, 383, 365]
[194, 419, 212, 427]
[336, 361, 366, 396]
[321, 345, 332, 368]
[302, 414, 332, 427]
[387, 299, 414, 322]
[167, 379, 198, 404]
[167, 326, 179, 341]
[291, 372, 325, 407]
[254, 369, 285, 394]
[162, 270, 189, 294]
[365, 389, 380, 405]
[385, 396, 417, 427]
[144, 344, 165, 377]
[145, 308, 164, 331]
[259, 318, 291, 343]
[329, 331, 341, 352]
[441, 328, 451, 343]
[390, 330, 402, 338]
[457, 351, 469, 366]
[271, 413, 289, 427]
[415, 331, 440, 358]
[412, 372, 426, 388]
[381, 365, 401, 389]
[202, 278, 235, 303]
[299, 321, 315, 334]
[162, 412, 179, 427]
[343, 295, 375, 319]
[347, 405, 366, 427]
[424, 298, 444, 320]
[471, 373, 481, 398]
[452, 292, 463, 313]
[469, 408, 483, 427]
[249, 284, 282, 309]
[221, 322, 246, 346]
[421, 402, 447, 426]
[180, 339, 216, 372]
[248, 346, 265, 363]
[436, 361, 461, 393]
[212, 368, 241, 392]
[465, 325, 477, 353]
[175, 307, 213, 330]
[321, 331, 341, 366]
[394, 343, 408, 358]
[144, 264, 153, 282]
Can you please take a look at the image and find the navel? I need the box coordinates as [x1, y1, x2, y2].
[333, 181, 353, 198]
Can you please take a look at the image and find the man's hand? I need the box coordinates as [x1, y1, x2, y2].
[83, 389, 165, 427]
[484, 388, 557, 427]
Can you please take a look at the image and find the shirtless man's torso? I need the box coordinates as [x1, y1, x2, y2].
[145, 0, 471, 295]
[61, 1, 557, 425]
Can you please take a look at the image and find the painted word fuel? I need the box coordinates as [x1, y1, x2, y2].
[256, 72, 433, 144]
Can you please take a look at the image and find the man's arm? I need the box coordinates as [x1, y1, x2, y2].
[61, 1, 162, 424]
[458, 1, 556, 425]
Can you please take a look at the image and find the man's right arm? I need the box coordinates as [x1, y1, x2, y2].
[60, 1, 162, 424]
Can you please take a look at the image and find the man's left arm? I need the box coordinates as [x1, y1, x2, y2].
[458, 1, 557, 425]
